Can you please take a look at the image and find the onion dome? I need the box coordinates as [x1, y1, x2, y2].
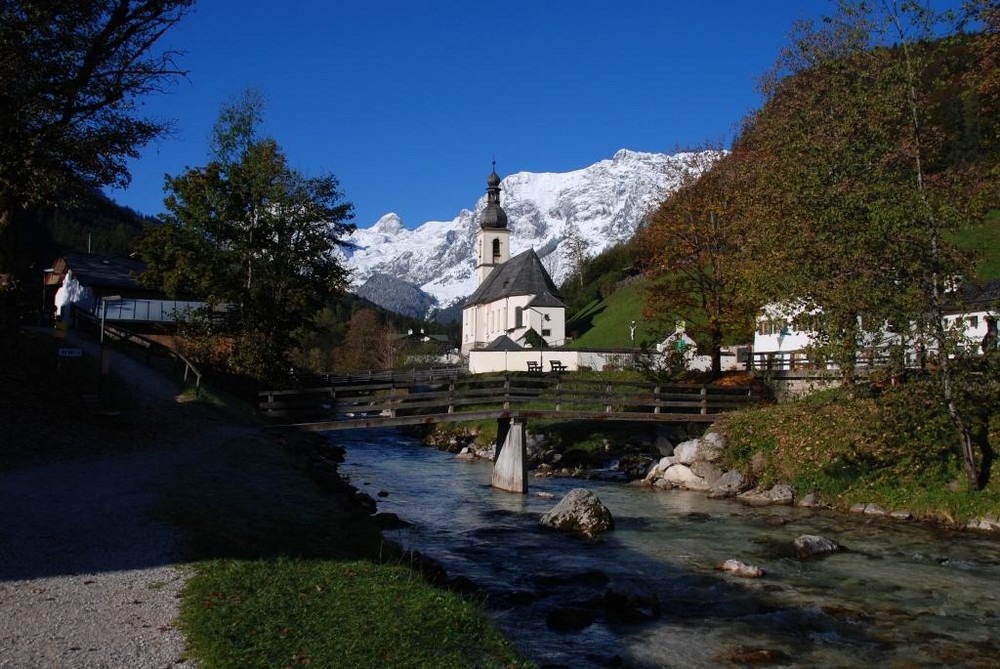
[480, 162, 508, 229]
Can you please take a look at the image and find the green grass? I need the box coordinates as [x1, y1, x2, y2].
[567, 280, 655, 349]
[714, 381, 1000, 524]
[183, 558, 524, 669]
[153, 428, 528, 668]
[948, 209, 1000, 280]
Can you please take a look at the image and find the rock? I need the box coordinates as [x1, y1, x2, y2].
[737, 490, 773, 506]
[603, 587, 661, 623]
[675, 433, 724, 464]
[673, 439, 701, 464]
[690, 461, 723, 485]
[890, 509, 914, 520]
[538, 488, 615, 538]
[644, 455, 677, 481]
[967, 515, 1000, 531]
[652, 478, 673, 490]
[533, 570, 610, 588]
[535, 491, 556, 500]
[709, 470, 750, 499]
[850, 502, 888, 516]
[373, 512, 410, 529]
[767, 484, 795, 506]
[798, 492, 822, 508]
[654, 434, 674, 456]
[738, 484, 794, 506]
[455, 447, 477, 461]
[718, 559, 765, 578]
[661, 464, 710, 491]
[793, 534, 841, 560]
[546, 606, 598, 632]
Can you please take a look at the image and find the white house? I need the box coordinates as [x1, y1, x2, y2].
[461, 166, 567, 355]
[752, 279, 1000, 369]
[48, 252, 212, 327]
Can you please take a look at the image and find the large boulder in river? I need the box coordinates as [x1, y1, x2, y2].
[674, 433, 725, 465]
[539, 488, 615, 538]
[662, 464, 711, 491]
[793, 534, 840, 560]
[708, 470, 751, 498]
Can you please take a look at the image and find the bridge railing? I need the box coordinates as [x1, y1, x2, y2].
[259, 374, 765, 427]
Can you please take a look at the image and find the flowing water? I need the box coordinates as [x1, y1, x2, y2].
[334, 429, 1000, 668]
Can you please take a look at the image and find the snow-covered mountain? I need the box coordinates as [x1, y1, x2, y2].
[342, 149, 718, 320]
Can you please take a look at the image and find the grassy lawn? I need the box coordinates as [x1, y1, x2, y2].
[714, 381, 1000, 523]
[948, 209, 1000, 280]
[184, 558, 522, 669]
[153, 422, 529, 668]
[566, 280, 652, 349]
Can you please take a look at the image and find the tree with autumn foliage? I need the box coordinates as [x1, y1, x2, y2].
[638, 149, 757, 377]
[740, 0, 1000, 487]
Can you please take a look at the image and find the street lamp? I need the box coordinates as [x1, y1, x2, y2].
[100, 295, 122, 344]
[41, 268, 54, 323]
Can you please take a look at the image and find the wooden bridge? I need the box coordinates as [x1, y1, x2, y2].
[260, 370, 764, 493]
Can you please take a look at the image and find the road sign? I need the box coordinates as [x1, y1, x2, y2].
[58, 348, 82, 358]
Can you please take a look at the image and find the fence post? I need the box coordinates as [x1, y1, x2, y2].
[503, 373, 510, 411]
[448, 378, 455, 414]
[700, 385, 708, 415]
[555, 379, 562, 412]
[654, 384, 661, 414]
[605, 383, 612, 413]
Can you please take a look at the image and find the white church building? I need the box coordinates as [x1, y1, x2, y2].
[461, 166, 567, 356]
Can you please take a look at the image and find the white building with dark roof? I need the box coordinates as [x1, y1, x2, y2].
[461, 166, 567, 355]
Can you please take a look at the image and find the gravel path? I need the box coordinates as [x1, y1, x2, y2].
[1, 329, 254, 668]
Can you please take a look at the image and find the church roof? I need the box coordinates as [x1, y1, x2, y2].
[464, 248, 564, 308]
[484, 334, 523, 351]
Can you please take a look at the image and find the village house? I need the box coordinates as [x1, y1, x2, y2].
[47, 252, 219, 331]
[751, 279, 1000, 370]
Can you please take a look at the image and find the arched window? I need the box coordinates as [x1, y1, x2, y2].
[492, 238, 501, 259]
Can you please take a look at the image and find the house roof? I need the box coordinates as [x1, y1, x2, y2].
[55, 252, 146, 291]
[959, 279, 1000, 307]
[464, 248, 564, 308]
[484, 334, 523, 351]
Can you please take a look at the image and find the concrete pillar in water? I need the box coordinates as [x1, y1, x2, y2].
[492, 417, 527, 494]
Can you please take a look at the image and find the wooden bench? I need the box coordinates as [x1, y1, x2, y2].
[549, 360, 567, 372]
[526, 361, 541, 372]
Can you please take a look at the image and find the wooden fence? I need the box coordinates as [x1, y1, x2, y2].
[260, 374, 764, 430]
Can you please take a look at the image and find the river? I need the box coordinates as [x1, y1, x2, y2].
[333, 428, 1000, 668]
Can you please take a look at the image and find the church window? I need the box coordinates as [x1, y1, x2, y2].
[492, 238, 501, 259]
[515, 307, 523, 328]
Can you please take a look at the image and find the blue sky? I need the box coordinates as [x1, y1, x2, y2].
[107, 1, 841, 229]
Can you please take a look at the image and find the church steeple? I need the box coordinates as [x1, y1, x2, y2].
[475, 162, 511, 285]
[480, 161, 508, 229]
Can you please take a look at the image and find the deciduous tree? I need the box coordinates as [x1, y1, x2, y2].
[0, 0, 191, 270]
[743, 0, 999, 486]
[638, 149, 756, 377]
[140, 91, 355, 381]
